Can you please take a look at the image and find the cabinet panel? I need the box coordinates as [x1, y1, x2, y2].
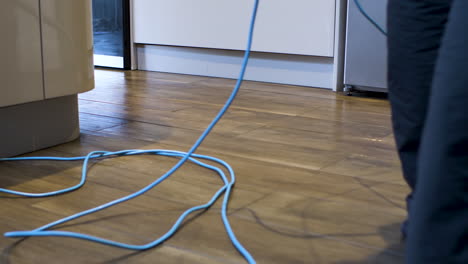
[41, 0, 94, 98]
[134, 0, 336, 57]
[0, 0, 44, 107]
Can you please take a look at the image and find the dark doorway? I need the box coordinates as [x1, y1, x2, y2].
[92, 0, 131, 69]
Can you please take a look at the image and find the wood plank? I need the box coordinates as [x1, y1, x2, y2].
[79, 113, 128, 132]
[232, 191, 406, 256]
[0, 69, 406, 263]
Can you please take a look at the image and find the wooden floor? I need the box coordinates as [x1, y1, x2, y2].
[0, 70, 408, 264]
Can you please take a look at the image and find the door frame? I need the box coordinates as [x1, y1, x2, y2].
[122, 0, 132, 70]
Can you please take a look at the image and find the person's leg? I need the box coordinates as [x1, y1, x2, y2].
[407, 0, 468, 262]
[386, 0, 452, 237]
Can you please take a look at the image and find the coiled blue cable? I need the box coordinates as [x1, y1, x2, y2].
[5, 150, 234, 249]
[1, 0, 259, 263]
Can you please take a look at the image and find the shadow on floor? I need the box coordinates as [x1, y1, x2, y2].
[0, 124, 171, 194]
[334, 222, 405, 264]
[244, 207, 405, 263]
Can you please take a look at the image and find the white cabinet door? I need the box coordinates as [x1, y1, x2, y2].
[133, 0, 336, 57]
[0, 0, 44, 107]
[40, 0, 94, 99]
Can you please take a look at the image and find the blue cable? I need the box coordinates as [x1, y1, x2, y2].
[1, 0, 259, 263]
[6, 151, 233, 249]
[0, 151, 106, 197]
[354, 0, 387, 36]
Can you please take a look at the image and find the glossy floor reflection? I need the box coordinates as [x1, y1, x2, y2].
[0, 70, 406, 263]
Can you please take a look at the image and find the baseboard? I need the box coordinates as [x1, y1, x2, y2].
[136, 44, 335, 89]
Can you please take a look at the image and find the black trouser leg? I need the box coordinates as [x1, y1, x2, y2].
[407, 0, 468, 262]
[386, 0, 452, 236]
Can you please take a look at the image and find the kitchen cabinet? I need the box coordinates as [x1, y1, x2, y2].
[0, 0, 94, 157]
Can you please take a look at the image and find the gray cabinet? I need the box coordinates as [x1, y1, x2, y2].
[344, 0, 388, 93]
